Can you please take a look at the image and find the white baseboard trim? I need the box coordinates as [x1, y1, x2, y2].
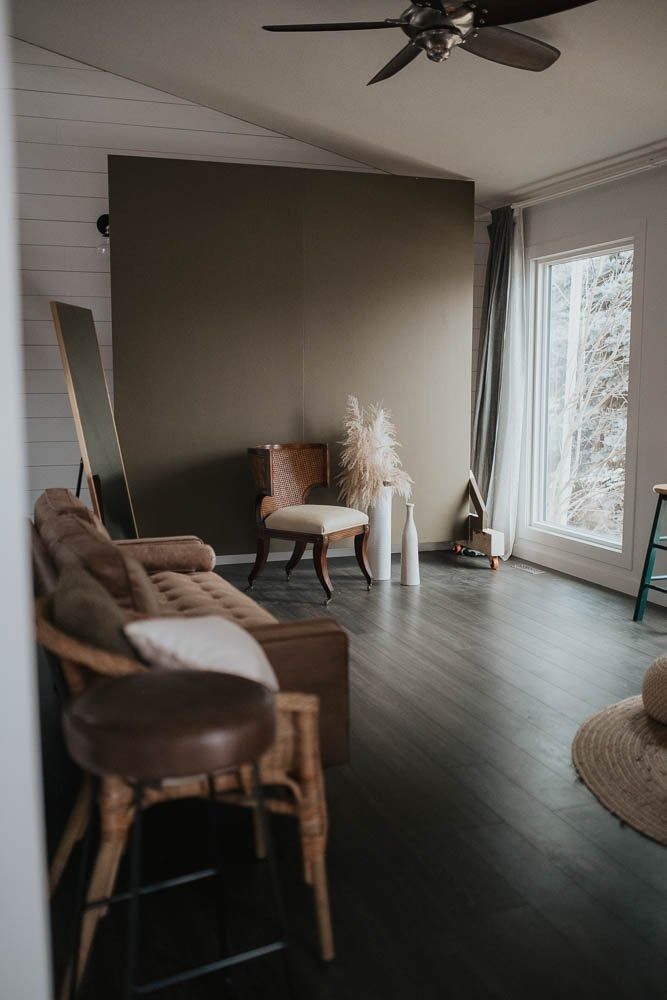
[215, 541, 450, 566]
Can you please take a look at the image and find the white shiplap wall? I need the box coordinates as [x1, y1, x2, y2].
[12, 38, 376, 511]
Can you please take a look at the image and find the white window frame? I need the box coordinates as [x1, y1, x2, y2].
[519, 222, 646, 571]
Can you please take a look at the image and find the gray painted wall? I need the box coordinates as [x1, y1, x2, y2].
[110, 156, 473, 554]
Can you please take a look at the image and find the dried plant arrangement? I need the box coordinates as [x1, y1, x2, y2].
[337, 395, 413, 510]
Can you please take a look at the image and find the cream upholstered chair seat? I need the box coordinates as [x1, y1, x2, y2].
[248, 443, 372, 604]
[265, 504, 368, 535]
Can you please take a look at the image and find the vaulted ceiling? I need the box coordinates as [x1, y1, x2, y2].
[11, 1, 667, 206]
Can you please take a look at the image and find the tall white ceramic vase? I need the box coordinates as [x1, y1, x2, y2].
[401, 503, 420, 586]
[368, 485, 392, 581]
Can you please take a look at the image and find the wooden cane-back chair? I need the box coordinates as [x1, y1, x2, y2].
[248, 443, 372, 604]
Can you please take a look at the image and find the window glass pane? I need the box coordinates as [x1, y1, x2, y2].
[540, 247, 633, 544]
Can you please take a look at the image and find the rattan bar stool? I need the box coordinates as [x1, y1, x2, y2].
[62, 669, 294, 999]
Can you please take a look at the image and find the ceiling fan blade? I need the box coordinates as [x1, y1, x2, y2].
[367, 43, 422, 85]
[263, 21, 402, 32]
[462, 26, 560, 71]
[480, 1, 597, 27]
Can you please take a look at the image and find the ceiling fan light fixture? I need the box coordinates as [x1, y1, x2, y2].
[417, 28, 460, 61]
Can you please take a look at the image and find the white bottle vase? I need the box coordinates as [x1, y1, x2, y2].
[401, 503, 420, 586]
[367, 485, 392, 581]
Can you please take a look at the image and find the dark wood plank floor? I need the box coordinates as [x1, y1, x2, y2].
[56, 553, 667, 1000]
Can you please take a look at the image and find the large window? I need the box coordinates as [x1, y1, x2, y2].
[532, 243, 634, 548]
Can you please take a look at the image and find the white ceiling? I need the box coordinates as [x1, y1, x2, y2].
[11, 1, 667, 206]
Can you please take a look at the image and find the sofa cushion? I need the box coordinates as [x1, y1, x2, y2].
[150, 571, 277, 628]
[39, 512, 159, 615]
[124, 616, 279, 691]
[34, 488, 111, 540]
[119, 554, 162, 615]
[39, 511, 114, 571]
[52, 566, 137, 660]
[265, 504, 368, 535]
[30, 520, 58, 596]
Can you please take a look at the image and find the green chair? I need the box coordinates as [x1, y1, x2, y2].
[633, 484, 667, 622]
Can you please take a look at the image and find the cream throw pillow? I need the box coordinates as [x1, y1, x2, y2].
[124, 616, 278, 691]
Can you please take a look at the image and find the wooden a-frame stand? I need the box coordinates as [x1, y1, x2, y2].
[453, 471, 505, 571]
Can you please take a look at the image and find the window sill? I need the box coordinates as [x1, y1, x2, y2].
[529, 521, 623, 554]
[517, 521, 632, 570]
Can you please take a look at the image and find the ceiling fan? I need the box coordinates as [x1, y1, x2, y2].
[263, 1, 597, 85]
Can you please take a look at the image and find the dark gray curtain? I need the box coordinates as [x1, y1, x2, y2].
[471, 205, 514, 502]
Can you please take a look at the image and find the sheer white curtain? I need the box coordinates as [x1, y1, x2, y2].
[486, 207, 528, 559]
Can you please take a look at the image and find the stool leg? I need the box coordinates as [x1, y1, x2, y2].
[634, 495, 664, 622]
[125, 785, 144, 1000]
[51, 775, 93, 897]
[207, 777, 236, 996]
[67, 779, 98, 1000]
[65, 835, 126, 1000]
[252, 764, 295, 999]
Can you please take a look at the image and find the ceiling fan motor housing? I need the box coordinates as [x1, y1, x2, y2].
[400, 3, 475, 61]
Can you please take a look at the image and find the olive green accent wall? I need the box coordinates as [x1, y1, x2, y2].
[110, 156, 473, 554]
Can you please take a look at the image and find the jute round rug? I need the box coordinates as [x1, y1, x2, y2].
[572, 695, 667, 845]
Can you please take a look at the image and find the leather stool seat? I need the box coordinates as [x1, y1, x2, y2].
[64, 670, 276, 782]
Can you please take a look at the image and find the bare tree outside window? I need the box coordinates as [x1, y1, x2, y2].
[538, 246, 633, 544]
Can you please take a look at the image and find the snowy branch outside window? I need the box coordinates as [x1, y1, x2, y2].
[536, 245, 634, 545]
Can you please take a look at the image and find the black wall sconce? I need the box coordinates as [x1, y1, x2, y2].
[96, 213, 110, 257]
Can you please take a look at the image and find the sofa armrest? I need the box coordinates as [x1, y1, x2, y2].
[114, 536, 216, 574]
[247, 618, 349, 768]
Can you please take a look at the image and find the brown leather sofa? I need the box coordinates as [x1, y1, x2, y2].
[33, 488, 348, 973]
[31, 487, 349, 767]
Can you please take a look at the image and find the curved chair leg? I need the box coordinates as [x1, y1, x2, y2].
[248, 534, 270, 590]
[285, 540, 307, 580]
[313, 536, 333, 605]
[354, 526, 373, 591]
